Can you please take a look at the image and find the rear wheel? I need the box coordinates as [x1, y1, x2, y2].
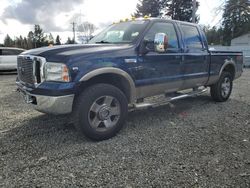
[73, 83, 128, 141]
[210, 71, 233, 102]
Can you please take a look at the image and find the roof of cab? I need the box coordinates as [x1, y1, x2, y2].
[145, 17, 200, 26]
[119, 17, 199, 27]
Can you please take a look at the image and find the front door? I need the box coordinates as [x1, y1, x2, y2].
[131, 22, 183, 98]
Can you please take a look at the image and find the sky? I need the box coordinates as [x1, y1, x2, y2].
[0, 0, 224, 44]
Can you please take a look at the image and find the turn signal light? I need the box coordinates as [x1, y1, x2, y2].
[62, 65, 70, 82]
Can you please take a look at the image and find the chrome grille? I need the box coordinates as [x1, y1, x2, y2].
[17, 56, 34, 85]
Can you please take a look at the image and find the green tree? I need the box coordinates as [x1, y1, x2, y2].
[204, 26, 223, 45]
[48, 33, 54, 45]
[222, 0, 250, 45]
[133, 0, 200, 23]
[55, 35, 61, 45]
[34, 25, 46, 48]
[134, 0, 163, 17]
[165, 0, 200, 22]
[66, 37, 74, 44]
[4, 34, 14, 47]
[23, 37, 28, 49]
[27, 31, 34, 49]
[15, 35, 23, 48]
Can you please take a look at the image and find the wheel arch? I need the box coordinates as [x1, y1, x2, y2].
[78, 67, 136, 103]
[219, 60, 236, 79]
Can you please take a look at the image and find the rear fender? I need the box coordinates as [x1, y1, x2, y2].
[219, 59, 236, 79]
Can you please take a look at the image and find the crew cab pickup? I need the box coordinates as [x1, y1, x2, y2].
[16, 18, 243, 140]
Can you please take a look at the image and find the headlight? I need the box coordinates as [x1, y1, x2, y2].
[45, 62, 70, 82]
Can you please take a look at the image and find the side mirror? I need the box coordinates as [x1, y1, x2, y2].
[154, 33, 168, 53]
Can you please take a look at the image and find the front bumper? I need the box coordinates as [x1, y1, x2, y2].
[33, 94, 74, 115]
[17, 82, 74, 115]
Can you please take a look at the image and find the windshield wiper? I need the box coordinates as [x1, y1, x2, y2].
[95, 40, 110, 44]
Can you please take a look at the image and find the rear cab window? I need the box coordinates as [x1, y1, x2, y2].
[180, 24, 203, 50]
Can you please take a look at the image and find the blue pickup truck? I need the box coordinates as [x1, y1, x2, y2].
[16, 18, 243, 140]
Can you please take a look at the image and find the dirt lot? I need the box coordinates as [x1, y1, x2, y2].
[0, 70, 250, 187]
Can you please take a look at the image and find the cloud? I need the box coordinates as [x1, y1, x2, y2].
[1, 0, 84, 32]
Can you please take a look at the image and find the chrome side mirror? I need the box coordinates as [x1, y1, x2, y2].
[154, 33, 168, 53]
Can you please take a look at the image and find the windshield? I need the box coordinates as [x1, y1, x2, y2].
[89, 20, 148, 44]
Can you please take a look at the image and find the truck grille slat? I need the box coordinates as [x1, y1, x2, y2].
[17, 56, 45, 86]
[17, 56, 34, 85]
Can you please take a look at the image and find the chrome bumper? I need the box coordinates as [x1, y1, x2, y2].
[16, 82, 74, 115]
[33, 94, 74, 115]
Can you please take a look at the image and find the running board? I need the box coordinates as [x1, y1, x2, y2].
[133, 88, 207, 110]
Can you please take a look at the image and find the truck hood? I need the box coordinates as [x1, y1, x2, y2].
[21, 44, 134, 62]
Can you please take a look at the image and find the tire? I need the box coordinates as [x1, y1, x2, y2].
[73, 83, 128, 141]
[210, 71, 233, 102]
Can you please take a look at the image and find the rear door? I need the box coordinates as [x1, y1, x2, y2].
[179, 24, 209, 89]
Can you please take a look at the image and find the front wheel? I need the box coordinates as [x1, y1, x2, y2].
[210, 71, 233, 102]
[73, 83, 128, 141]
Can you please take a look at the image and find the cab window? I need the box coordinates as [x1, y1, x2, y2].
[180, 25, 203, 49]
[144, 22, 179, 50]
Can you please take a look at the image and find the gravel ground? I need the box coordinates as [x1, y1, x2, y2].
[0, 70, 250, 188]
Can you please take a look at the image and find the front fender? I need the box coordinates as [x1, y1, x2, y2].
[79, 67, 136, 103]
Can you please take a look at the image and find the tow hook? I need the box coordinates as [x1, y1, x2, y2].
[16, 87, 35, 104]
[24, 95, 34, 104]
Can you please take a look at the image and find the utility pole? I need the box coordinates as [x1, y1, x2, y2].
[71, 22, 76, 43]
[192, 0, 197, 23]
